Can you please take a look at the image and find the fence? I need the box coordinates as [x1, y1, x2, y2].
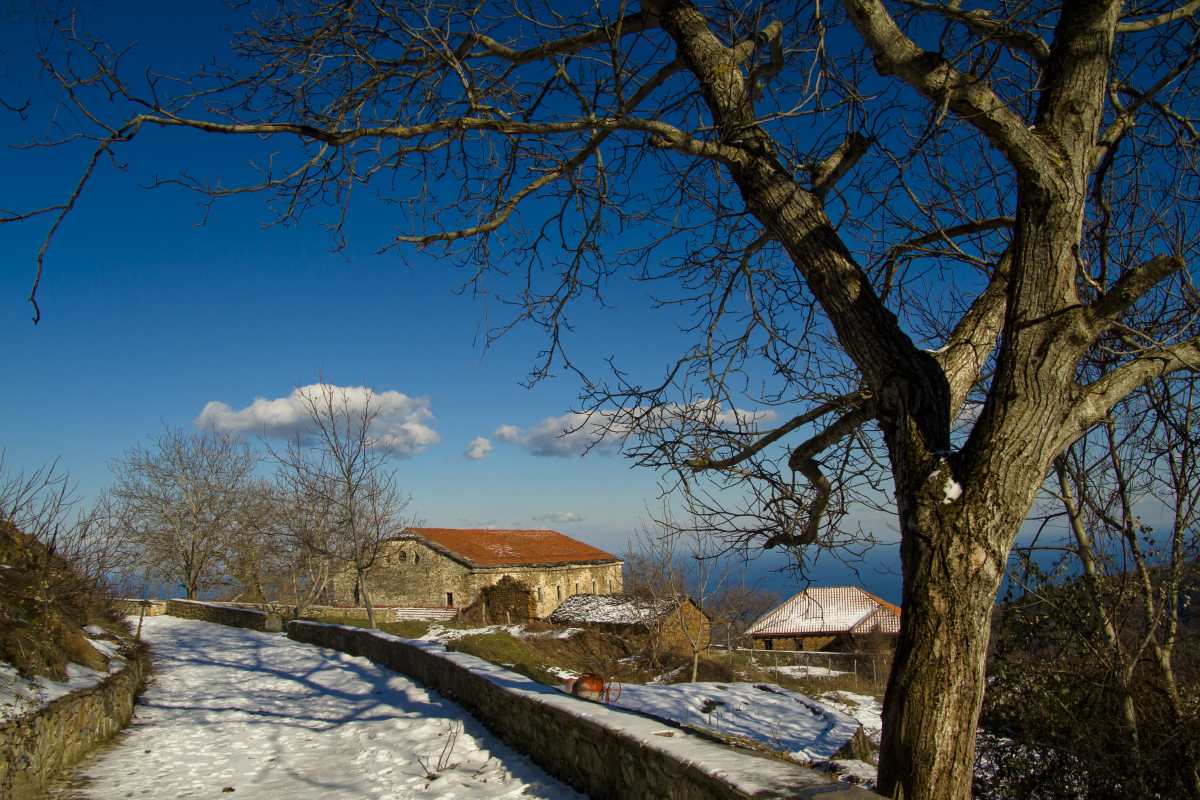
[735, 647, 892, 691]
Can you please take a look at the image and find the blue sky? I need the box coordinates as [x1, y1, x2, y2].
[0, 2, 923, 601]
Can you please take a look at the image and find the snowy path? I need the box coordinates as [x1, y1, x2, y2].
[61, 616, 582, 799]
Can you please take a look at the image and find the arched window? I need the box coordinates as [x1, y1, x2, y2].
[398, 551, 408, 563]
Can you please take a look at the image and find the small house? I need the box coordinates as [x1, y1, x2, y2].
[745, 586, 901, 651]
[548, 593, 711, 652]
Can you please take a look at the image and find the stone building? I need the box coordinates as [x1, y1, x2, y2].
[334, 527, 624, 619]
[547, 594, 711, 653]
[745, 586, 901, 651]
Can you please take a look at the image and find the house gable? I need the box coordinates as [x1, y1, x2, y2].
[746, 586, 902, 639]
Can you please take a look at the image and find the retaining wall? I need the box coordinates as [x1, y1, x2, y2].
[188, 601, 459, 623]
[287, 620, 876, 799]
[164, 599, 281, 632]
[113, 599, 167, 617]
[0, 646, 149, 799]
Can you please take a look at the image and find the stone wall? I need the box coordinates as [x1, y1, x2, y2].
[208, 601, 457, 623]
[331, 540, 624, 618]
[0, 646, 149, 799]
[113, 599, 167, 616]
[164, 600, 282, 632]
[656, 599, 712, 654]
[286, 620, 875, 800]
[460, 575, 536, 624]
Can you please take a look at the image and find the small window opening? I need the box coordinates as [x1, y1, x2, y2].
[537, 587, 543, 601]
[415, 553, 421, 564]
[556, 585, 562, 601]
[398, 551, 408, 563]
[592, 580, 597, 594]
[446, 592, 454, 606]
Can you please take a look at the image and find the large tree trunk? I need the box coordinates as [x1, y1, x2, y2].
[877, 505, 1007, 799]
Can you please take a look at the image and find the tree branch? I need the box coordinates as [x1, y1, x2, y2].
[932, 251, 1012, 412]
[1087, 254, 1186, 335]
[761, 402, 877, 548]
[686, 391, 870, 472]
[897, 0, 1051, 63]
[1066, 338, 1200, 444]
[810, 132, 872, 196]
[843, 0, 1049, 176]
[457, 12, 659, 64]
[1116, 0, 1200, 32]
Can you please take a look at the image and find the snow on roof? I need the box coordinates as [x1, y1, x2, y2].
[400, 527, 621, 568]
[745, 586, 901, 637]
[547, 594, 684, 626]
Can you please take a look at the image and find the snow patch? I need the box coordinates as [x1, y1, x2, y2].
[769, 664, 849, 678]
[607, 681, 861, 762]
[943, 477, 963, 504]
[819, 690, 883, 744]
[70, 615, 579, 799]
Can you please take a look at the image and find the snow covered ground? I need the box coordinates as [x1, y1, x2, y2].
[1, 633, 127, 724]
[608, 681, 861, 762]
[818, 690, 883, 744]
[63, 616, 581, 799]
[768, 664, 849, 679]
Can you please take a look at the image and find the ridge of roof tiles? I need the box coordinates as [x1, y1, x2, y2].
[398, 527, 621, 568]
[547, 593, 683, 625]
[745, 586, 902, 637]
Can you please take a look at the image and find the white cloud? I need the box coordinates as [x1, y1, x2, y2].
[534, 511, 585, 524]
[196, 383, 440, 457]
[493, 413, 621, 458]
[463, 436, 492, 460]
[494, 402, 777, 458]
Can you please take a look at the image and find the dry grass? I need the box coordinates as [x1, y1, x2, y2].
[0, 522, 128, 679]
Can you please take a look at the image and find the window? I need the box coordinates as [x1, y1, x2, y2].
[575, 582, 580, 595]
[764, 639, 773, 651]
[537, 587, 543, 601]
[398, 551, 408, 563]
[607, 580, 613, 593]
[592, 580, 597, 594]
[446, 592, 454, 606]
[556, 585, 562, 601]
[414, 553, 420, 564]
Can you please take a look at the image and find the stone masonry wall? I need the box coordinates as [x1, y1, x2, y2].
[164, 600, 281, 632]
[0, 646, 149, 799]
[334, 539, 625, 618]
[113, 599, 167, 617]
[286, 620, 876, 800]
[466, 562, 624, 618]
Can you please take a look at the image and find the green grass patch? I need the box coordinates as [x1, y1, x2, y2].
[446, 632, 563, 686]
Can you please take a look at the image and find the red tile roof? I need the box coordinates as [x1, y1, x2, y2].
[402, 528, 621, 568]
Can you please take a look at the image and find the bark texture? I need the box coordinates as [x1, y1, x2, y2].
[649, 1, 1136, 797]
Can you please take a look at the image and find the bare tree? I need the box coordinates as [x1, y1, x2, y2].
[1, 454, 132, 637]
[626, 516, 729, 681]
[992, 370, 1200, 798]
[271, 383, 415, 628]
[7, 2, 1200, 795]
[270, 481, 341, 616]
[112, 427, 257, 600]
